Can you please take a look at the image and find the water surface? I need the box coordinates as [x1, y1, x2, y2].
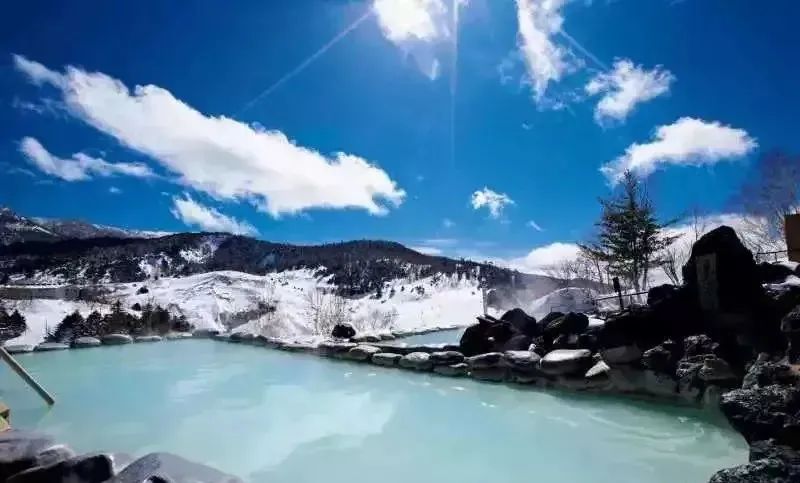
[1, 340, 746, 482]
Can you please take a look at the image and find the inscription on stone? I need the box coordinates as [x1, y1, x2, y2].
[696, 253, 719, 312]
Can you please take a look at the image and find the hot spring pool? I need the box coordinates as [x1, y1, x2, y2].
[0, 340, 747, 482]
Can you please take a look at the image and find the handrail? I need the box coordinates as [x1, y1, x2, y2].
[0, 347, 55, 406]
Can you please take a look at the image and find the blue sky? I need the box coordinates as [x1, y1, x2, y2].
[1, 0, 799, 271]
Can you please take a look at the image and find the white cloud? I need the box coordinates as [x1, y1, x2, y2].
[527, 220, 544, 231]
[409, 245, 443, 255]
[601, 117, 757, 184]
[515, 0, 571, 101]
[471, 187, 515, 219]
[170, 195, 258, 236]
[18, 136, 155, 182]
[442, 218, 455, 228]
[109, 186, 122, 194]
[505, 241, 582, 274]
[13, 55, 405, 217]
[373, 0, 449, 43]
[585, 59, 674, 124]
[373, 0, 453, 80]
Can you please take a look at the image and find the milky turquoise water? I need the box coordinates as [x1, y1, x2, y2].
[0, 340, 746, 482]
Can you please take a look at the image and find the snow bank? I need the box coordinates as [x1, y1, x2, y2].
[3, 299, 112, 346]
[528, 287, 598, 319]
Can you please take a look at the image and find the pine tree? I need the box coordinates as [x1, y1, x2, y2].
[49, 310, 84, 342]
[0, 309, 26, 341]
[580, 171, 678, 292]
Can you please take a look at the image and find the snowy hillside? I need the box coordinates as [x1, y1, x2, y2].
[3, 269, 487, 346]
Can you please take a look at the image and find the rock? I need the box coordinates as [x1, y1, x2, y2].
[378, 333, 394, 341]
[758, 262, 796, 284]
[317, 341, 356, 357]
[434, 363, 468, 377]
[537, 312, 564, 332]
[429, 351, 464, 365]
[351, 334, 381, 343]
[585, 360, 610, 380]
[466, 352, 504, 370]
[279, 341, 315, 352]
[108, 452, 242, 483]
[257, 336, 283, 349]
[345, 345, 381, 361]
[499, 308, 538, 336]
[542, 312, 589, 337]
[0, 431, 56, 480]
[371, 353, 402, 367]
[742, 359, 799, 390]
[600, 345, 642, 366]
[647, 284, 678, 306]
[501, 351, 541, 372]
[539, 349, 593, 376]
[33, 343, 69, 352]
[720, 385, 800, 446]
[398, 352, 433, 371]
[471, 368, 507, 382]
[682, 226, 762, 314]
[4, 345, 34, 354]
[101, 334, 133, 345]
[698, 355, 738, 384]
[33, 445, 75, 467]
[750, 439, 800, 465]
[211, 333, 231, 342]
[191, 329, 219, 338]
[8, 452, 114, 483]
[331, 323, 356, 339]
[497, 334, 533, 352]
[684, 334, 719, 358]
[709, 458, 797, 483]
[458, 321, 494, 357]
[169, 332, 193, 339]
[642, 339, 681, 374]
[134, 335, 162, 343]
[71, 337, 101, 349]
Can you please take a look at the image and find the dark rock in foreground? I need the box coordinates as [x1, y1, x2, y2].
[109, 452, 242, 483]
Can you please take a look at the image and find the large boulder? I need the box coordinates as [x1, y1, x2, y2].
[541, 312, 589, 337]
[709, 458, 797, 483]
[371, 353, 402, 367]
[0, 431, 56, 481]
[720, 385, 800, 447]
[345, 345, 381, 362]
[682, 226, 762, 315]
[459, 319, 495, 356]
[101, 334, 132, 345]
[500, 308, 538, 336]
[647, 284, 678, 306]
[108, 452, 242, 483]
[399, 352, 433, 371]
[434, 363, 468, 377]
[466, 352, 504, 370]
[71, 337, 101, 349]
[7, 452, 113, 483]
[641, 339, 681, 374]
[502, 351, 541, 372]
[539, 349, 593, 376]
[742, 357, 799, 390]
[331, 323, 356, 339]
[429, 351, 464, 366]
[33, 343, 69, 352]
[600, 344, 642, 366]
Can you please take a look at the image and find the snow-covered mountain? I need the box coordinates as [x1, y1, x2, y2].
[0, 207, 168, 245]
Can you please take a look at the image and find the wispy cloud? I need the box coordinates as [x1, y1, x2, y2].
[442, 218, 455, 228]
[515, 0, 572, 101]
[108, 186, 122, 194]
[527, 220, 544, 231]
[170, 194, 258, 236]
[601, 117, 757, 183]
[471, 187, 514, 219]
[13, 54, 405, 217]
[409, 245, 443, 255]
[586, 59, 674, 124]
[18, 136, 155, 182]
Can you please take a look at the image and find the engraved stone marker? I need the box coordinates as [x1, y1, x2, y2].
[696, 253, 719, 312]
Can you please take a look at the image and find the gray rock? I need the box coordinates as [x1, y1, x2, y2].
[371, 353, 402, 367]
[698, 355, 738, 384]
[279, 342, 314, 352]
[191, 329, 220, 338]
[33, 445, 75, 467]
[471, 368, 507, 382]
[108, 452, 243, 483]
[600, 345, 642, 365]
[33, 343, 69, 352]
[133, 335, 162, 343]
[101, 334, 133, 345]
[709, 458, 795, 483]
[433, 363, 468, 377]
[8, 452, 113, 483]
[720, 385, 800, 446]
[780, 305, 800, 333]
[345, 345, 381, 361]
[378, 333, 394, 341]
[351, 334, 381, 343]
[539, 349, 593, 376]
[585, 360, 610, 380]
[317, 341, 356, 357]
[71, 337, 101, 348]
[429, 351, 464, 365]
[398, 352, 433, 371]
[502, 351, 541, 372]
[211, 333, 231, 342]
[0, 431, 56, 480]
[466, 352, 504, 370]
[641, 340, 680, 373]
[5, 345, 34, 354]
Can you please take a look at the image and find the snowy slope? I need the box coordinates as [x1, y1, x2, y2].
[4, 269, 487, 345]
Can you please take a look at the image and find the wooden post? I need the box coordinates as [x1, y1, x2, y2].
[613, 277, 624, 310]
[786, 214, 800, 262]
[0, 347, 55, 406]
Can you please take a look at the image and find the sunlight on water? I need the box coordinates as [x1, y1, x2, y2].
[0, 340, 746, 482]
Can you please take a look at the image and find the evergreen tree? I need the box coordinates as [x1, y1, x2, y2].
[0, 309, 26, 341]
[49, 310, 84, 342]
[580, 171, 678, 291]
